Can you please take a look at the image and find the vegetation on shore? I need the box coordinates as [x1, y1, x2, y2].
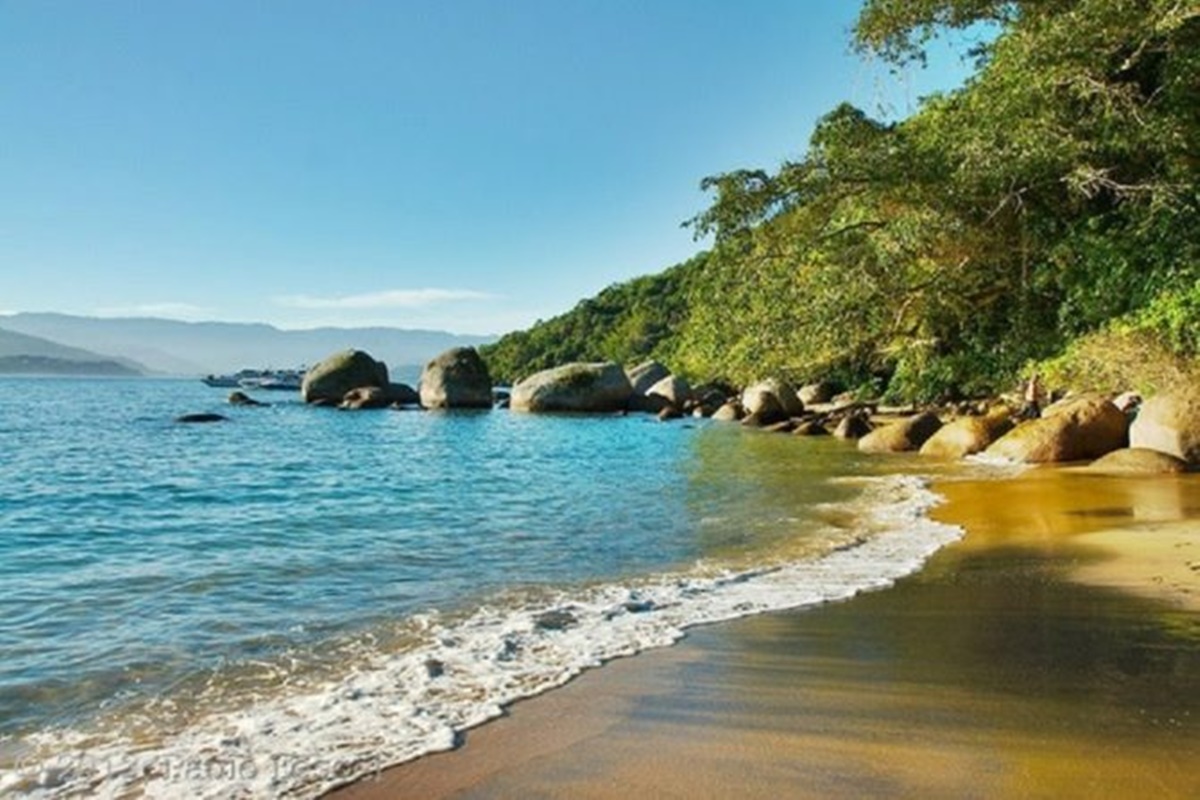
[483, 0, 1199, 402]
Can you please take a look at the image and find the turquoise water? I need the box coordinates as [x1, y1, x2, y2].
[0, 377, 958, 798]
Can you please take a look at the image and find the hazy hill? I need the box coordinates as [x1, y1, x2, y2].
[0, 327, 148, 376]
[0, 314, 496, 376]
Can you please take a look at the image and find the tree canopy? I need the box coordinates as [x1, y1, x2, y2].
[483, 0, 1200, 400]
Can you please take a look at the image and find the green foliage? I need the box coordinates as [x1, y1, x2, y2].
[484, 1, 1200, 402]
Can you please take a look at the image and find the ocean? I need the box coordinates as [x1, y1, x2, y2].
[0, 377, 961, 797]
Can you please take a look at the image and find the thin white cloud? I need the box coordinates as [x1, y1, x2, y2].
[273, 288, 492, 310]
[94, 302, 212, 319]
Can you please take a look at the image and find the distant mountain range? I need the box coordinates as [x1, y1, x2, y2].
[0, 326, 149, 376]
[0, 313, 496, 376]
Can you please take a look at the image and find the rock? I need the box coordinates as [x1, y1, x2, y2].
[646, 375, 693, 408]
[742, 378, 804, 419]
[1112, 391, 1141, 413]
[985, 395, 1129, 463]
[691, 387, 728, 417]
[419, 347, 492, 409]
[658, 405, 683, 421]
[740, 387, 788, 425]
[510, 362, 633, 413]
[625, 361, 671, 395]
[176, 413, 228, 423]
[340, 386, 388, 410]
[793, 420, 829, 436]
[385, 383, 420, 406]
[798, 381, 837, 405]
[858, 412, 943, 454]
[627, 392, 671, 414]
[1129, 389, 1200, 464]
[302, 349, 388, 404]
[833, 412, 872, 440]
[761, 419, 797, 434]
[1085, 448, 1189, 475]
[919, 409, 1013, 459]
[227, 391, 266, 407]
[711, 402, 742, 422]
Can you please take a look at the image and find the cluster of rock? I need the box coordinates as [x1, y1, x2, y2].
[194, 347, 1199, 475]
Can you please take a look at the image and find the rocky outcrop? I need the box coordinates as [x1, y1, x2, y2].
[919, 409, 1013, 459]
[798, 381, 837, 406]
[626, 361, 671, 395]
[858, 412, 943, 453]
[340, 386, 389, 410]
[646, 375, 692, 409]
[792, 420, 829, 436]
[1129, 389, 1200, 465]
[1085, 448, 1189, 475]
[510, 362, 633, 413]
[739, 381, 806, 422]
[419, 347, 493, 409]
[386, 383, 420, 406]
[711, 402, 742, 422]
[833, 412, 872, 440]
[228, 391, 266, 407]
[985, 395, 1128, 463]
[302, 349, 388, 404]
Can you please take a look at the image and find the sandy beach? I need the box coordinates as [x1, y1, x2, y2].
[328, 467, 1200, 799]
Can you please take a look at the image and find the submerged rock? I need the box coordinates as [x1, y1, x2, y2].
[227, 391, 266, 407]
[175, 412, 228, 424]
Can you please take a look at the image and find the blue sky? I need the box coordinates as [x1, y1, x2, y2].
[1, 1, 983, 335]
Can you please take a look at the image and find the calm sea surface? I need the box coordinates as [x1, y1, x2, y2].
[0, 377, 959, 797]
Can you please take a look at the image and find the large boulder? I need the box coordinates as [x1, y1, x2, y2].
[985, 395, 1128, 463]
[1129, 389, 1200, 464]
[419, 347, 492, 409]
[858, 412, 943, 454]
[711, 402, 743, 422]
[302, 349, 388, 404]
[626, 361, 671, 395]
[511, 362, 633, 413]
[919, 409, 1013, 459]
[1085, 448, 1189, 475]
[385, 383, 420, 406]
[742, 378, 804, 419]
[646, 375, 693, 409]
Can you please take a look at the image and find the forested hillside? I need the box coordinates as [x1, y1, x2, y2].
[483, 0, 1199, 401]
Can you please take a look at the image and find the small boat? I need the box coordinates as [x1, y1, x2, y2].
[202, 368, 305, 390]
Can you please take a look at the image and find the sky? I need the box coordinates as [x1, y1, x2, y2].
[1, 0, 984, 336]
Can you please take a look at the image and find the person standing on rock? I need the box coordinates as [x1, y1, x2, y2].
[1020, 373, 1045, 420]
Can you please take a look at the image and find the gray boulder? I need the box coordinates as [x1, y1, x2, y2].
[833, 412, 872, 440]
[302, 349, 388, 404]
[385, 383, 420, 406]
[647, 375, 693, 408]
[419, 347, 492, 409]
[1129, 389, 1200, 464]
[711, 402, 742, 422]
[742, 378, 804, 419]
[511, 362, 633, 413]
[626, 361, 671, 395]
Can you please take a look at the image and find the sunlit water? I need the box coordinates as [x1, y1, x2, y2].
[0, 377, 960, 797]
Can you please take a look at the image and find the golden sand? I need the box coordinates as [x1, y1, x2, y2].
[328, 468, 1200, 799]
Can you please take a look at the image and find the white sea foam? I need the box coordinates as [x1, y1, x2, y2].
[2, 474, 961, 799]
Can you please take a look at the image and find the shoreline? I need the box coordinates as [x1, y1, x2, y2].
[327, 466, 1200, 799]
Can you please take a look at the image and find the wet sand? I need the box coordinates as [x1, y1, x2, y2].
[328, 468, 1200, 799]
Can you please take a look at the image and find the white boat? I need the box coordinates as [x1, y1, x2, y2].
[202, 368, 305, 390]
